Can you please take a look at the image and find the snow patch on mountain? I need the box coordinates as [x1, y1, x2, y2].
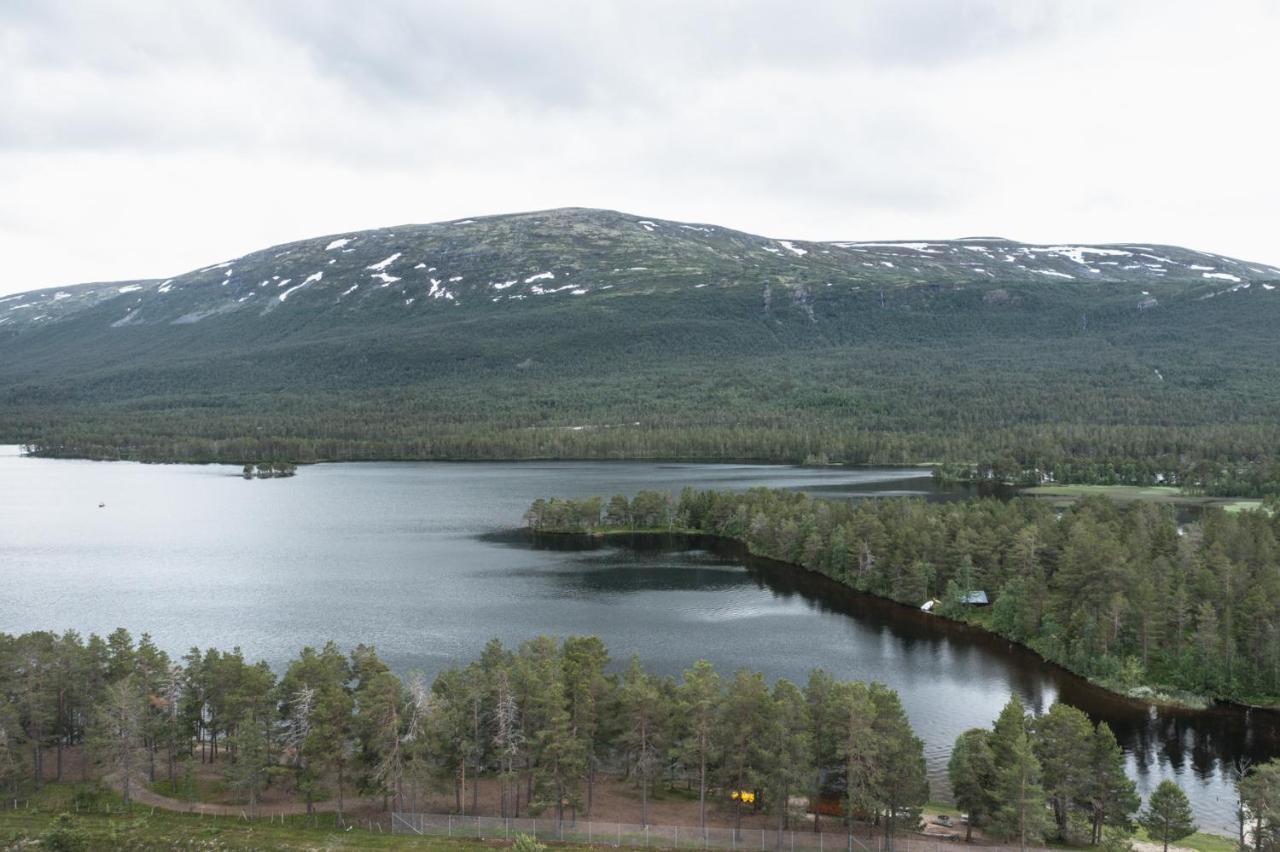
[367, 253, 402, 272]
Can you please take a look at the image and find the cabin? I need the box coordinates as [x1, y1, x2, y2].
[921, 591, 988, 612]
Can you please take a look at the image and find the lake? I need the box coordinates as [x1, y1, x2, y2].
[0, 446, 1270, 833]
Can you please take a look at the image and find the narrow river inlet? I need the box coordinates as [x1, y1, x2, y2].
[0, 447, 1271, 833]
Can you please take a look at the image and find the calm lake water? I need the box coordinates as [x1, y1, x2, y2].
[0, 446, 1270, 833]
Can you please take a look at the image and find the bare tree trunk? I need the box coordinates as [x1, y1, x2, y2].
[336, 761, 346, 827]
[813, 767, 821, 834]
[699, 752, 707, 829]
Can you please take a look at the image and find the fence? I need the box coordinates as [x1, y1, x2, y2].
[390, 812, 1048, 852]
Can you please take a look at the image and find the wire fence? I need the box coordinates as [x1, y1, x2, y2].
[390, 812, 1048, 852]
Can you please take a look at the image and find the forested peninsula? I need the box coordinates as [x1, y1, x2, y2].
[525, 488, 1280, 707]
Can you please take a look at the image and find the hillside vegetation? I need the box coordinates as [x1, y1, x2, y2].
[2, 208, 1279, 491]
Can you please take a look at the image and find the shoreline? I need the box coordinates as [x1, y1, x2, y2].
[531, 527, 1274, 714]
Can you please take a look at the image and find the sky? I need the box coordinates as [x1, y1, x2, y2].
[2, 0, 1278, 295]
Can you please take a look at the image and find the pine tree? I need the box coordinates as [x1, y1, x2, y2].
[948, 729, 995, 841]
[89, 675, 145, 806]
[561, 635, 610, 816]
[1086, 723, 1140, 844]
[988, 697, 1048, 852]
[765, 679, 812, 835]
[224, 713, 271, 817]
[718, 669, 774, 831]
[835, 681, 878, 850]
[869, 685, 929, 852]
[1033, 703, 1093, 840]
[679, 659, 722, 830]
[804, 670, 843, 834]
[621, 656, 663, 826]
[1139, 780, 1197, 852]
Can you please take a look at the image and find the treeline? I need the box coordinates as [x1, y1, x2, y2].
[949, 697, 1138, 848]
[20, 423, 1280, 499]
[1, 629, 935, 843]
[529, 488, 1280, 703]
[936, 458, 1280, 499]
[954, 696, 1280, 852]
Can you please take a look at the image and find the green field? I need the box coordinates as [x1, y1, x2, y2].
[1023, 483, 1264, 512]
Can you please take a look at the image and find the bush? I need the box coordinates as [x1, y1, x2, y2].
[40, 813, 88, 852]
[511, 832, 547, 852]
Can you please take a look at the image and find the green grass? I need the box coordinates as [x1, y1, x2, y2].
[1223, 500, 1266, 513]
[923, 800, 963, 817]
[146, 772, 227, 802]
[1024, 484, 1265, 511]
[1134, 825, 1238, 852]
[0, 783, 525, 851]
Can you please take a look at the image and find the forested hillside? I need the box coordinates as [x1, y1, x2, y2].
[527, 489, 1280, 705]
[2, 208, 1279, 489]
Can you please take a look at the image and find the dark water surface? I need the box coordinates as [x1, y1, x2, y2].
[0, 447, 1270, 832]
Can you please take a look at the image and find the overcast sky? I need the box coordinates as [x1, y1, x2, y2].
[2, 0, 1278, 295]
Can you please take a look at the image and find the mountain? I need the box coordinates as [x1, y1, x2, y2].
[3, 207, 1276, 332]
[2, 207, 1279, 478]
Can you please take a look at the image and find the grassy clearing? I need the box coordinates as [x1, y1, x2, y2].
[1134, 825, 1238, 852]
[146, 772, 227, 803]
[0, 782, 504, 851]
[1024, 484, 1264, 512]
[923, 800, 963, 817]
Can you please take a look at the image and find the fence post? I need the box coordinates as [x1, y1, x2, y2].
[448, 814, 453, 837]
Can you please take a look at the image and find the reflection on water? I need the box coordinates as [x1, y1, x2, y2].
[0, 449, 1271, 833]
[530, 533, 1278, 834]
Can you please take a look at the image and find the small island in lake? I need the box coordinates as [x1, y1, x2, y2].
[242, 462, 298, 479]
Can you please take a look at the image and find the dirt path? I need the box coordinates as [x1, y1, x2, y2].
[106, 772, 372, 818]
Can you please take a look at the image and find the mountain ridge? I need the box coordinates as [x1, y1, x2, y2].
[3, 207, 1277, 335]
[1, 207, 1279, 483]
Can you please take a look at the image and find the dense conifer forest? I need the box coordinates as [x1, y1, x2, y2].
[527, 489, 1280, 704]
[9, 628, 1280, 850]
[3, 210, 1280, 496]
